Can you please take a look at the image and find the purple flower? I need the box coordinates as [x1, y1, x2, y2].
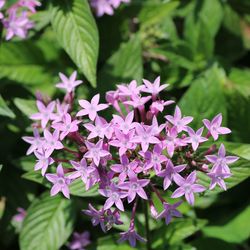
[99, 183, 127, 211]
[124, 95, 151, 109]
[118, 226, 146, 248]
[207, 171, 231, 190]
[68, 231, 91, 250]
[141, 76, 169, 99]
[112, 111, 136, 134]
[157, 201, 182, 225]
[52, 113, 80, 140]
[68, 159, 97, 190]
[52, 101, 69, 124]
[77, 94, 109, 121]
[22, 128, 44, 155]
[18, 0, 41, 13]
[142, 144, 168, 173]
[205, 144, 239, 174]
[84, 140, 110, 166]
[109, 0, 130, 8]
[185, 127, 208, 151]
[34, 150, 54, 176]
[43, 129, 64, 157]
[150, 100, 175, 116]
[3, 11, 34, 40]
[203, 114, 231, 140]
[110, 155, 138, 183]
[30, 100, 56, 128]
[56, 71, 83, 93]
[84, 115, 109, 139]
[46, 164, 71, 199]
[117, 80, 143, 97]
[13, 207, 26, 223]
[90, 0, 114, 17]
[165, 106, 193, 133]
[157, 160, 186, 190]
[171, 171, 206, 205]
[0, 0, 5, 19]
[119, 172, 150, 203]
[83, 204, 106, 232]
[109, 129, 136, 156]
[105, 209, 123, 231]
[131, 123, 160, 152]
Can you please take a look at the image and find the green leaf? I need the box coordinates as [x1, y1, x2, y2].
[19, 192, 75, 250]
[202, 205, 250, 243]
[222, 142, 250, 161]
[0, 95, 15, 119]
[51, 0, 99, 87]
[98, 34, 143, 92]
[179, 65, 227, 129]
[14, 98, 36, 117]
[69, 179, 99, 197]
[22, 171, 51, 188]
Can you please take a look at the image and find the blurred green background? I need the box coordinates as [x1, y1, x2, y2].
[0, 0, 250, 249]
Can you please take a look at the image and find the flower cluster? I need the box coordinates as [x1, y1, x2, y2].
[0, 0, 40, 40]
[90, 0, 130, 17]
[23, 71, 238, 247]
[68, 231, 91, 250]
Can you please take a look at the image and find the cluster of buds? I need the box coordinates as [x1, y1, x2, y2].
[23, 71, 238, 247]
[90, 0, 130, 17]
[0, 0, 40, 40]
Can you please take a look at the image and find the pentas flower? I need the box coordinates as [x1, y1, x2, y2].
[157, 160, 186, 190]
[56, 71, 83, 93]
[34, 150, 54, 176]
[99, 183, 127, 211]
[109, 0, 130, 8]
[185, 127, 208, 151]
[171, 171, 206, 205]
[13, 207, 26, 223]
[52, 113, 80, 140]
[68, 231, 91, 250]
[18, 0, 41, 13]
[46, 164, 71, 199]
[165, 106, 193, 133]
[142, 76, 169, 100]
[43, 129, 64, 157]
[0, 0, 5, 19]
[30, 100, 56, 128]
[203, 114, 231, 140]
[84, 140, 110, 166]
[206, 144, 239, 174]
[90, 0, 114, 16]
[77, 94, 109, 121]
[119, 172, 150, 203]
[23, 72, 238, 248]
[157, 201, 182, 225]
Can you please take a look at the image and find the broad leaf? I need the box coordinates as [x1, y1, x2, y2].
[51, 0, 99, 87]
[0, 95, 15, 119]
[14, 98, 36, 117]
[19, 192, 75, 250]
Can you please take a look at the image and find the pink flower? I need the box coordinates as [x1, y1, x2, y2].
[22, 128, 44, 155]
[34, 150, 54, 176]
[43, 129, 64, 157]
[52, 101, 69, 124]
[124, 95, 151, 109]
[18, 0, 41, 13]
[165, 106, 193, 133]
[84, 140, 110, 166]
[119, 172, 150, 203]
[56, 71, 83, 93]
[68, 231, 91, 250]
[157, 160, 186, 190]
[99, 183, 127, 211]
[205, 144, 239, 174]
[0, 0, 5, 19]
[77, 94, 109, 121]
[52, 113, 80, 140]
[112, 111, 136, 134]
[90, 0, 114, 17]
[46, 164, 71, 199]
[157, 201, 182, 225]
[131, 123, 160, 152]
[171, 171, 206, 205]
[30, 100, 56, 128]
[207, 171, 231, 191]
[142, 76, 169, 99]
[203, 114, 231, 140]
[150, 100, 174, 116]
[13, 207, 26, 223]
[109, 0, 130, 8]
[118, 226, 146, 247]
[117, 80, 143, 97]
[185, 127, 208, 151]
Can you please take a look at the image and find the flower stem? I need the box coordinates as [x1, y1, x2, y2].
[143, 200, 151, 250]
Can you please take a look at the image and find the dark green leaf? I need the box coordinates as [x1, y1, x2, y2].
[0, 95, 15, 119]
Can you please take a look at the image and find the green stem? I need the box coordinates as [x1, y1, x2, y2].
[143, 200, 151, 250]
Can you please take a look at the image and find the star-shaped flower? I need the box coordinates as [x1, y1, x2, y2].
[56, 71, 83, 93]
[112, 111, 136, 134]
[18, 0, 41, 13]
[185, 127, 208, 151]
[203, 114, 231, 140]
[171, 171, 206, 205]
[46, 164, 71, 199]
[117, 80, 143, 98]
[77, 94, 109, 121]
[34, 150, 54, 176]
[207, 171, 231, 191]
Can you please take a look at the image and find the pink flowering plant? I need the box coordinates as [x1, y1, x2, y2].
[1, 1, 250, 250]
[21, 72, 239, 248]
